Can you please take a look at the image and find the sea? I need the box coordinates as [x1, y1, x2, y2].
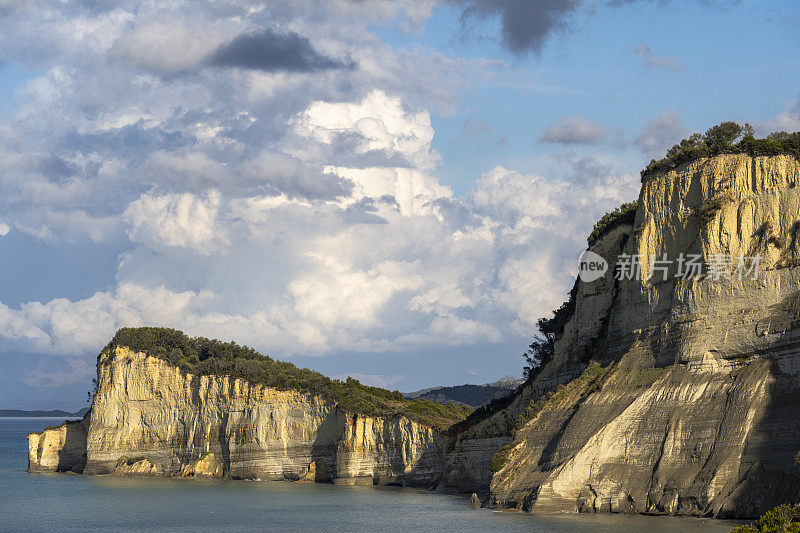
[1, 417, 742, 532]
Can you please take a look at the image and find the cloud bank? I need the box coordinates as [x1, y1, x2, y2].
[0, 0, 640, 365]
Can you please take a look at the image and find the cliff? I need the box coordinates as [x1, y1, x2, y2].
[29, 346, 453, 486]
[482, 153, 800, 518]
[27, 151, 800, 517]
[28, 417, 89, 473]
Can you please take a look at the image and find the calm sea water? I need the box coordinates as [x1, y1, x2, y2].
[1, 418, 740, 532]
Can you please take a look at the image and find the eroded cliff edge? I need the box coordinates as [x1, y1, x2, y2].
[481, 153, 800, 518]
[29, 346, 452, 486]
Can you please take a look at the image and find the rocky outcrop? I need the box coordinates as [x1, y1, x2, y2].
[28, 347, 446, 486]
[28, 416, 89, 473]
[114, 456, 159, 476]
[470, 492, 482, 508]
[487, 154, 800, 518]
[177, 452, 222, 478]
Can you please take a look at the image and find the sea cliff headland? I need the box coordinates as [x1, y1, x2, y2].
[29, 128, 800, 520]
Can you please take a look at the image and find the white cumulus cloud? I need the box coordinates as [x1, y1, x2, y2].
[124, 190, 228, 254]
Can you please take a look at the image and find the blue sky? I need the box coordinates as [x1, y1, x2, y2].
[419, 1, 800, 194]
[0, 0, 798, 409]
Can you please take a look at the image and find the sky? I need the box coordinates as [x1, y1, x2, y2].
[0, 0, 798, 409]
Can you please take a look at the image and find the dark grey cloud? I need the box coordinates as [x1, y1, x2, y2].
[556, 154, 614, 185]
[342, 198, 390, 225]
[239, 151, 355, 201]
[607, 0, 740, 5]
[539, 115, 605, 144]
[452, 0, 728, 56]
[430, 197, 485, 232]
[64, 122, 192, 158]
[29, 155, 79, 181]
[209, 28, 352, 72]
[451, 0, 582, 55]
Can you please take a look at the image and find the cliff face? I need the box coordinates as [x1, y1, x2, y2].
[28, 416, 88, 473]
[441, 222, 633, 493]
[29, 347, 446, 486]
[487, 154, 800, 518]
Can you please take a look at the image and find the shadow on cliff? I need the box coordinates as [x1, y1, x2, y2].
[722, 358, 800, 518]
[311, 411, 447, 488]
[309, 412, 342, 482]
[217, 411, 232, 478]
[408, 442, 447, 489]
[721, 293, 800, 518]
[536, 397, 591, 472]
[43, 417, 88, 474]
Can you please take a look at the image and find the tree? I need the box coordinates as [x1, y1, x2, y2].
[86, 377, 98, 403]
[523, 293, 577, 379]
[523, 332, 553, 379]
[704, 121, 744, 153]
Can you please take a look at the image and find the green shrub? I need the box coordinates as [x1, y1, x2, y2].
[641, 124, 800, 181]
[489, 443, 515, 472]
[105, 327, 471, 430]
[700, 195, 731, 222]
[730, 503, 800, 532]
[587, 202, 638, 246]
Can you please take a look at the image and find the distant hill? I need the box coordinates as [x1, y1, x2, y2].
[404, 376, 522, 408]
[0, 407, 89, 418]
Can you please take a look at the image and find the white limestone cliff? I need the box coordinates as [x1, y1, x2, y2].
[29, 347, 446, 486]
[488, 154, 800, 518]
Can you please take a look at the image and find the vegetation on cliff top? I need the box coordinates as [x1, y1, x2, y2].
[641, 122, 800, 181]
[104, 327, 472, 430]
[587, 201, 637, 246]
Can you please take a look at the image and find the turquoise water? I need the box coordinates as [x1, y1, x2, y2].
[1, 418, 740, 532]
